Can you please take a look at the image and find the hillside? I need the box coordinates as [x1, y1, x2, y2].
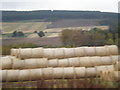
[2, 10, 118, 22]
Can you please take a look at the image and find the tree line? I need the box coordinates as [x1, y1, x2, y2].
[2, 10, 118, 22]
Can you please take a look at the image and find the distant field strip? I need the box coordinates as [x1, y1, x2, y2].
[1, 22, 51, 33]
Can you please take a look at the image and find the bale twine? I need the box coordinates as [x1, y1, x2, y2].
[63, 67, 74, 79]
[31, 48, 43, 58]
[30, 69, 42, 81]
[114, 61, 120, 71]
[95, 66, 108, 77]
[68, 57, 80, 67]
[48, 59, 58, 67]
[18, 70, 30, 81]
[43, 48, 54, 59]
[110, 55, 119, 64]
[84, 47, 96, 56]
[63, 48, 75, 58]
[2, 57, 12, 69]
[58, 59, 69, 67]
[54, 48, 64, 59]
[42, 67, 53, 80]
[80, 57, 92, 67]
[18, 48, 32, 59]
[36, 58, 48, 68]
[2, 70, 7, 82]
[101, 56, 112, 65]
[74, 47, 86, 57]
[12, 59, 25, 69]
[95, 46, 107, 56]
[85, 68, 96, 77]
[90, 56, 102, 66]
[7, 70, 19, 82]
[74, 67, 86, 78]
[24, 59, 37, 69]
[53, 67, 64, 79]
[107, 45, 118, 55]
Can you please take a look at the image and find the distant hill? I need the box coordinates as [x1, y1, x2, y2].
[2, 10, 118, 22]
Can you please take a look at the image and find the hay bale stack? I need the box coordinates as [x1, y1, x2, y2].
[53, 67, 64, 79]
[80, 57, 92, 67]
[68, 57, 80, 67]
[85, 68, 96, 77]
[63, 67, 74, 79]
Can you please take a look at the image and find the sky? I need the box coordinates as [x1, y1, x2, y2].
[0, 0, 119, 13]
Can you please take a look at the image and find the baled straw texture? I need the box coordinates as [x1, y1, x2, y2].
[11, 49, 19, 56]
[101, 56, 112, 65]
[74, 67, 86, 78]
[80, 57, 92, 67]
[31, 48, 43, 58]
[48, 59, 58, 67]
[90, 56, 102, 66]
[68, 57, 80, 67]
[42, 67, 53, 80]
[53, 67, 64, 79]
[7, 70, 19, 82]
[43, 48, 54, 59]
[58, 59, 69, 67]
[114, 61, 120, 71]
[84, 47, 96, 56]
[74, 47, 86, 57]
[30, 69, 42, 81]
[63, 67, 74, 79]
[2, 70, 7, 82]
[111, 55, 119, 64]
[1, 56, 12, 69]
[12, 59, 25, 69]
[85, 68, 96, 77]
[95, 46, 107, 56]
[106, 45, 118, 55]
[19, 70, 30, 81]
[54, 48, 64, 59]
[63, 48, 75, 58]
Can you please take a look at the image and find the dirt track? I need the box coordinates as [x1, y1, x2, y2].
[2, 37, 63, 47]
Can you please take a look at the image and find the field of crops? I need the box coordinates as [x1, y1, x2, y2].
[1, 22, 51, 33]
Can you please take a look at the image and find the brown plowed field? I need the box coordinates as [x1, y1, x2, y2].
[2, 37, 63, 47]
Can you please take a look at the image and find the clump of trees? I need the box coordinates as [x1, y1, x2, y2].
[61, 27, 118, 47]
[35, 31, 45, 37]
[12, 31, 24, 37]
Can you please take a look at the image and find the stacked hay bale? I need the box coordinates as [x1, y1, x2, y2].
[1, 45, 119, 82]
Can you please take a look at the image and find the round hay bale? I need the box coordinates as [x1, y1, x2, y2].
[101, 56, 112, 65]
[19, 70, 30, 81]
[68, 57, 80, 67]
[48, 59, 58, 67]
[74, 67, 86, 78]
[43, 48, 54, 59]
[30, 69, 42, 81]
[95, 66, 108, 76]
[74, 47, 86, 57]
[54, 48, 64, 59]
[24, 59, 37, 69]
[2, 57, 12, 69]
[90, 56, 102, 66]
[18, 48, 32, 59]
[2, 70, 7, 82]
[36, 58, 48, 68]
[58, 59, 69, 67]
[53, 67, 64, 79]
[63, 48, 75, 58]
[12, 59, 25, 69]
[95, 46, 107, 56]
[42, 67, 53, 80]
[7, 70, 19, 82]
[107, 45, 118, 55]
[11, 49, 19, 56]
[80, 57, 92, 67]
[85, 68, 96, 77]
[31, 48, 43, 58]
[84, 47, 96, 56]
[111, 55, 119, 64]
[106, 65, 114, 71]
[63, 67, 74, 79]
[114, 61, 120, 71]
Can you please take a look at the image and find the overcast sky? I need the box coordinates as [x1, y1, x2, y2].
[0, 0, 119, 13]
